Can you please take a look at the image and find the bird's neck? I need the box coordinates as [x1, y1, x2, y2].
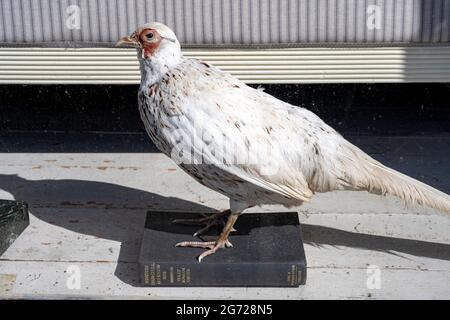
[138, 50, 183, 90]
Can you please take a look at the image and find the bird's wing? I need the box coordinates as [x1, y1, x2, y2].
[169, 63, 321, 202]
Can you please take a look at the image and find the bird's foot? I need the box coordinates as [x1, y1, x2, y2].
[172, 210, 234, 237]
[175, 238, 233, 262]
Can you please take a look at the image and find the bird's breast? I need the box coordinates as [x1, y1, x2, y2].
[138, 83, 183, 156]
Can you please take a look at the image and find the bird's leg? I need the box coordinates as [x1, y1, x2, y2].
[175, 212, 240, 262]
[172, 209, 233, 237]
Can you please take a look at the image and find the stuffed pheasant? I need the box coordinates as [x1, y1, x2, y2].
[117, 22, 450, 262]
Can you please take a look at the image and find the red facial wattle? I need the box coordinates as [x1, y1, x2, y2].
[138, 28, 162, 59]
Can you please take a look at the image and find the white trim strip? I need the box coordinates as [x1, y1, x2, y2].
[0, 47, 449, 84]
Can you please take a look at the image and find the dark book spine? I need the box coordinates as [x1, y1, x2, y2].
[139, 261, 306, 287]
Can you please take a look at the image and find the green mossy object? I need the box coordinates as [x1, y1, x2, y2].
[0, 200, 29, 256]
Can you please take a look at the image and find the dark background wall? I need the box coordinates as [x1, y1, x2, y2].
[0, 83, 449, 135]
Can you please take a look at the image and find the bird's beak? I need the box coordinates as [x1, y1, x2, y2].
[115, 35, 140, 48]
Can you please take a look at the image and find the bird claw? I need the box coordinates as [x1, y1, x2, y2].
[172, 210, 230, 225]
[172, 210, 232, 237]
[175, 239, 233, 262]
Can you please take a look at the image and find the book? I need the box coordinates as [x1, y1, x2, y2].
[0, 200, 29, 256]
[139, 211, 307, 287]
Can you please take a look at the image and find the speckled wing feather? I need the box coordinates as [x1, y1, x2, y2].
[162, 60, 345, 203]
[158, 60, 450, 213]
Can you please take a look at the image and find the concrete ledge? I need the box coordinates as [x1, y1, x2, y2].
[0, 134, 449, 299]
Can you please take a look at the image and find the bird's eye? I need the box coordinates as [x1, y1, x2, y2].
[146, 33, 154, 40]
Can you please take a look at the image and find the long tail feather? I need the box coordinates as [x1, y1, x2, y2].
[364, 162, 450, 214]
[340, 143, 450, 214]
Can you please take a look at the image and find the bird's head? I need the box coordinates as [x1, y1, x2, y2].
[115, 22, 181, 61]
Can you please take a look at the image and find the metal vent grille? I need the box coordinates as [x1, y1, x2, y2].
[0, 0, 449, 46]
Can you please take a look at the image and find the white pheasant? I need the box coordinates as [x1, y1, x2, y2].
[117, 22, 450, 262]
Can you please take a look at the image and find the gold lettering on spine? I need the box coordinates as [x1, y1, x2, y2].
[156, 264, 162, 285]
[170, 267, 174, 283]
[147, 265, 192, 285]
[144, 265, 150, 284]
[150, 263, 156, 285]
[287, 265, 298, 286]
[186, 268, 191, 283]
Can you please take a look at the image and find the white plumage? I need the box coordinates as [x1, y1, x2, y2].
[117, 22, 450, 261]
